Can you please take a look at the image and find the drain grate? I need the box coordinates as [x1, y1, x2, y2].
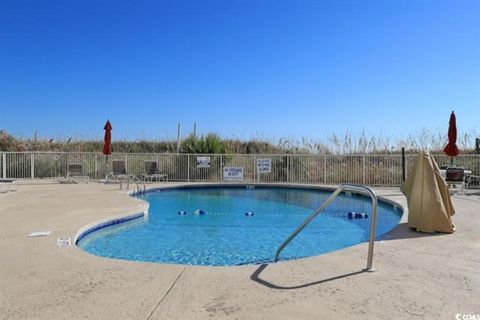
[57, 237, 72, 247]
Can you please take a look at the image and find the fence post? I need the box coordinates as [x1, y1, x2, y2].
[64, 153, 68, 179]
[286, 155, 290, 182]
[94, 154, 98, 179]
[323, 155, 327, 185]
[254, 155, 257, 182]
[220, 155, 223, 181]
[362, 155, 366, 184]
[187, 155, 190, 182]
[31, 153, 35, 179]
[2, 153, 6, 179]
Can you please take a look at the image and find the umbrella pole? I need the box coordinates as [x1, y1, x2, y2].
[450, 157, 454, 167]
[105, 155, 109, 181]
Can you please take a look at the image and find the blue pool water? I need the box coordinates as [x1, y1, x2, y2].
[77, 186, 402, 266]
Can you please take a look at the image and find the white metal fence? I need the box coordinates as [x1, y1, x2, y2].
[1, 152, 479, 187]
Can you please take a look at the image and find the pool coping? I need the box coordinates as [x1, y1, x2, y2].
[73, 193, 149, 245]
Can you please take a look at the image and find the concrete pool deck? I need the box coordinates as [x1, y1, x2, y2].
[0, 182, 478, 320]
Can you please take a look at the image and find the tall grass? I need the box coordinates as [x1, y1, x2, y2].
[0, 129, 477, 154]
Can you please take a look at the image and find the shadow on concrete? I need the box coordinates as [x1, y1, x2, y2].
[250, 263, 367, 290]
[377, 222, 444, 241]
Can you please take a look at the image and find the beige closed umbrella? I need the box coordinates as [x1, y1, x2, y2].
[401, 151, 455, 233]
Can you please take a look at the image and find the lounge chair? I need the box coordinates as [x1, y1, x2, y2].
[445, 167, 465, 192]
[143, 161, 167, 182]
[109, 160, 133, 182]
[65, 163, 89, 183]
[464, 174, 480, 190]
[0, 179, 19, 193]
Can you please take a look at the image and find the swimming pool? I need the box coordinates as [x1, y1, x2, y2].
[77, 185, 402, 266]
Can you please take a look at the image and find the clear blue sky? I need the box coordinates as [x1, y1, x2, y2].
[1, 0, 479, 141]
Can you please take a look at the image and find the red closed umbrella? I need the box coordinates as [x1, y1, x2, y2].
[443, 111, 459, 165]
[103, 120, 112, 179]
[103, 120, 112, 156]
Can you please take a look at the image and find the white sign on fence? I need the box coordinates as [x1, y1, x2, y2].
[223, 167, 244, 181]
[196, 156, 211, 168]
[257, 158, 271, 173]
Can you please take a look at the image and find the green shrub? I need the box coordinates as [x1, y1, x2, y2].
[181, 133, 226, 154]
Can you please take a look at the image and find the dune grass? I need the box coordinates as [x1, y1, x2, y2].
[0, 129, 477, 154]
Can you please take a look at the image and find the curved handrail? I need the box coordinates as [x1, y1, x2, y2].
[128, 175, 146, 194]
[274, 184, 378, 271]
[116, 174, 146, 194]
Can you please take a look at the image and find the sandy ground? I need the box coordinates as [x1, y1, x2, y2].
[0, 182, 479, 320]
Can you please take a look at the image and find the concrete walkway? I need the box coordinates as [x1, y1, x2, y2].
[0, 182, 478, 320]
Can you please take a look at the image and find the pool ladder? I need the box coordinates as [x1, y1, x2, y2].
[120, 175, 146, 195]
[274, 184, 378, 271]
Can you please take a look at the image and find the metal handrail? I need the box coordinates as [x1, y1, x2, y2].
[114, 174, 146, 194]
[126, 175, 146, 194]
[274, 184, 378, 271]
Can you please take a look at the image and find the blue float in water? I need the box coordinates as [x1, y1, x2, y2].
[347, 211, 368, 219]
[245, 211, 254, 217]
[194, 209, 206, 215]
[356, 212, 368, 219]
